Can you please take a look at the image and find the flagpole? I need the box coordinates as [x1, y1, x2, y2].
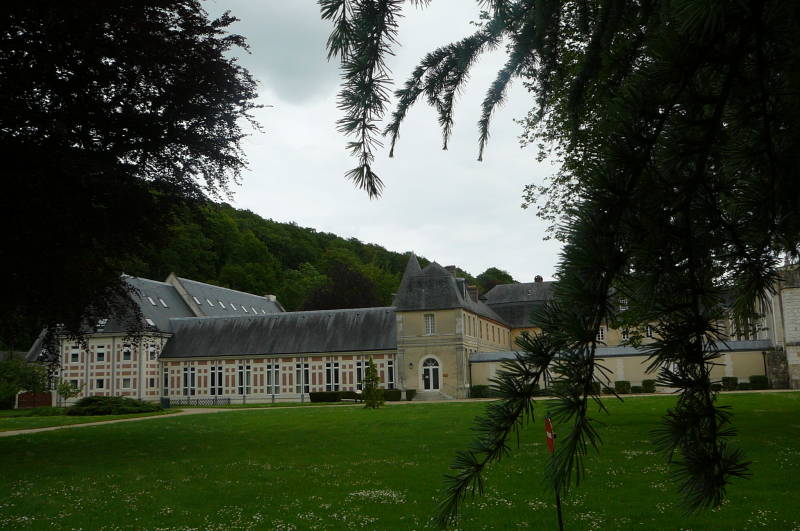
[545, 414, 564, 531]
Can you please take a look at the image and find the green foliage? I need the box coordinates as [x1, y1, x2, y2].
[382, 389, 402, 402]
[476, 268, 516, 293]
[737, 383, 753, 391]
[748, 375, 769, 390]
[67, 396, 161, 416]
[711, 384, 723, 392]
[641, 380, 657, 394]
[57, 381, 82, 401]
[470, 385, 490, 398]
[0, 407, 66, 418]
[722, 377, 739, 392]
[405, 389, 417, 401]
[631, 386, 643, 394]
[309, 392, 343, 403]
[0, 359, 48, 409]
[614, 381, 631, 395]
[591, 381, 602, 395]
[362, 357, 383, 409]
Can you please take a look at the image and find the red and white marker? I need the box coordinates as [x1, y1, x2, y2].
[544, 416, 556, 454]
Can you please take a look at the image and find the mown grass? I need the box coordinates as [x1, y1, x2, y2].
[0, 393, 797, 529]
[0, 409, 174, 432]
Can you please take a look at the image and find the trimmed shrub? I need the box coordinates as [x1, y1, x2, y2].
[383, 389, 402, 401]
[737, 382, 752, 391]
[551, 381, 571, 396]
[591, 381, 601, 395]
[749, 375, 769, 390]
[711, 383, 722, 392]
[614, 381, 631, 394]
[309, 391, 342, 403]
[340, 390, 359, 400]
[722, 377, 738, 391]
[471, 385, 490, 398]
[631, 385, 643, 393]
[405, 389, 417, 401]
[641, 380, 656, 393]
[67, 396, 161, 416]
[602, 386, 615, 394]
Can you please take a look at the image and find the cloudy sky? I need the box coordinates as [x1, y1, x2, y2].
[205, 0, 563, 282]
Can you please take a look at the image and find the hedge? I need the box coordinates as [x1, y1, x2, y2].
[405, 389, 416, 401]
[383, 389, 402, 401]
[631, 385, 643, 393]
[67, 396, 161, 416]
[591, 381, 601, 395]
[471, 385, 490, 398]
[737, 382, 752, 390]
[309, 391, 342, 403]
[614, 381, 631, 394]
[722, 377, 738, 391]
[641, 380, 656, 393]
[711, 383, 722, 392]
[749, 375, 769, 390]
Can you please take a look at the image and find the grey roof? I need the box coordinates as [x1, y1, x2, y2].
[487, 301, 546, 328]
[160, 307, 396, 359]
[121, 276, 196, 332]
[394, 258, 507, 323]
[484, 281, 555, 304]
[469, 339, 773, 363]
[174, 277, 284, 316]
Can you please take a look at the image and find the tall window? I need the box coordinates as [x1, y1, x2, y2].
[210, 364, 223, 396]
[325, 361, 340, 391]
[266, 363, 280, 395]
[70, 345, 79, 363]
[122, 344, 132, 361]
[163, 368, 169, 396]
[182, 367, 196, 396]
[622, 328, 630, 341]
[387, 360, 394, 390]
[295, 362, 309, 394]
[148, 344, 157, 361]
[618, 298, 628, 311]
[424, 313, 435, 335]
[356, 360, 365, 390]
[596, 326, 605, 341]
[646, 325, 654, 338]
[237, 364, 252, 395]
[96, 346, 106, 362]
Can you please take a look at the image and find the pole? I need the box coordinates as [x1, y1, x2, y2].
[544, 414, 564, 531]
[555, 486, 564, 531]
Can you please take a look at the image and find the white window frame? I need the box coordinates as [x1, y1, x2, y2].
[206, 298, 215, 307]
[159, 298, 168, 308]
[266, 362, 280, 395]
[122, 378, 131, 389]
[163, 367, 169, 396]
[424, 313, 435, 335]
[387, 360, 395, 390]
[182, 367, 196, 396]
[70, 345, 80, 363]
[237, 364, 252, 395]
[96, 378, 104, 389]
[122, 344, 132, 361]
[596, 326, 606, 342]
[96, 346, 106, 362]
[325, 361, 340, 392]
[147, 296, 157, 306]
[218, 300, 226, 309]
[148, 344, 157, 361]
[646, 325, 654, 338]
[356, 360, 365, 390]
[193, 296, 202, 305]
[295, 362, 309, 394]
[210, 364, 223, 396]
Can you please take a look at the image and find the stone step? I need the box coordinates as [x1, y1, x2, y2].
[413, 390, 452, 401]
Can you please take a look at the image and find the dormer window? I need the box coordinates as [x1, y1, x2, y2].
[251, 306, 257, 314]
[159, 298, 168, 308]
[147, 297, 157, 306]
[206, 299, 215, 307]
[619, 298, 628, 311]
[145, 318, 156, 327]
[230, 303, 238, 310]
[243, 306, 249, 313]
[97, 318, 108, 329]
[193, 296, 202, 305]
[218, 300, 226, 309]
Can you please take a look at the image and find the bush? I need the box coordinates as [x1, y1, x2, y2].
[383, 389, 402, 401]
[711, 383, 722, 392]
[631, 385, 643, 393]
[339, 390, 358, 400]
[602, 386, 615, 394]
[749, 375, 769, 390]
[591, 381, 602, 395]
[309, 391, 342, 403]
[614, 381, 631, 394]
[471, 385, 490, 398]
[405, 389, 417, 401]
[552, 381, 571, 396]
[67, 396, 161, 416]
[737, 382, 752, 391]
[722, 377, 738, 391]
[641, 380, 656, 393]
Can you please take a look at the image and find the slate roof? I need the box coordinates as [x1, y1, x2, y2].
[469, 339, 773, 363]
[393, 258, 506, 323]
[160, 307, 397, 359]
[482, 281, 556, 328]
[121, 276, 196, 332]
[173, 276, 284, 316]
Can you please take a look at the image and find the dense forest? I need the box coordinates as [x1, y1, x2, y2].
[124, 202, 516, 311]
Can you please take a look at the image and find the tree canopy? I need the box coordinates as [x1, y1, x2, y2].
[322, 0, 800, 524]
[1, 1, 258, 350]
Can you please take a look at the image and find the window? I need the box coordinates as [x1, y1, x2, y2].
[356, 360, 365, 390]
[251, 306, 258, 314]
[230, 303, 238, 310]
[266, 363, 280, 395]
[122, 344, 132, 361]
[210, 364, 223, 395]
[97, 318, 108, 329]
[619, 298, 628, 311]
[218, 300, 226, 309]
[622, 328, 630, 341]
[122, 378, 131, 389]
[148, 344, 157, 361]
[159, 298, 168, 308]
[492, 326, 496, 342]
[193, 296, 202, 305]
[70, 345, 79, 363]
[325, 361, 340, 391]
[646, 325, 654, 338]
[163, 368, 169, 396]
[206, 298, 215, 307]
[182, 367, 196, 396]
[596, 326, 606, 341]
[424, 313, 435, 335]
[96, 379, 104, 389]
[148, 378, 155, 388]
[147, 296, 157, 306]
[243, 306, 249, 313]
[96, 346, 105, 362]
[145, 318, 156, 327]
[70, 379, 79, 388]
[387, 360, 395, 390]
[295, 362, 309, 394]
[237, 364, 252, 395]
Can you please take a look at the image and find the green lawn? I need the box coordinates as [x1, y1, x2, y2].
[0, 409, 175, 432]
[0, 393, 797, 530]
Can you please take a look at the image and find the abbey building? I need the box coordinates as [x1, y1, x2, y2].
[29, 255, 800, 404]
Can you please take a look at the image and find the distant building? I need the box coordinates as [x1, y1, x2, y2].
[28, 256, 799, 404]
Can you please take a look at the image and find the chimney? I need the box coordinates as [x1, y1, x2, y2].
[264, 294, 277, 302]
[534, 275, 543, 283]
[467, 285, 479, 302]
[444, 265, 457, 277]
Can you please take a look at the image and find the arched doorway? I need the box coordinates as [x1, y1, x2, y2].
[422, 358, 440, 390]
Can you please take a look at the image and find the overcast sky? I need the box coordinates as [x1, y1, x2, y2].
[205, 0, 563, 282]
